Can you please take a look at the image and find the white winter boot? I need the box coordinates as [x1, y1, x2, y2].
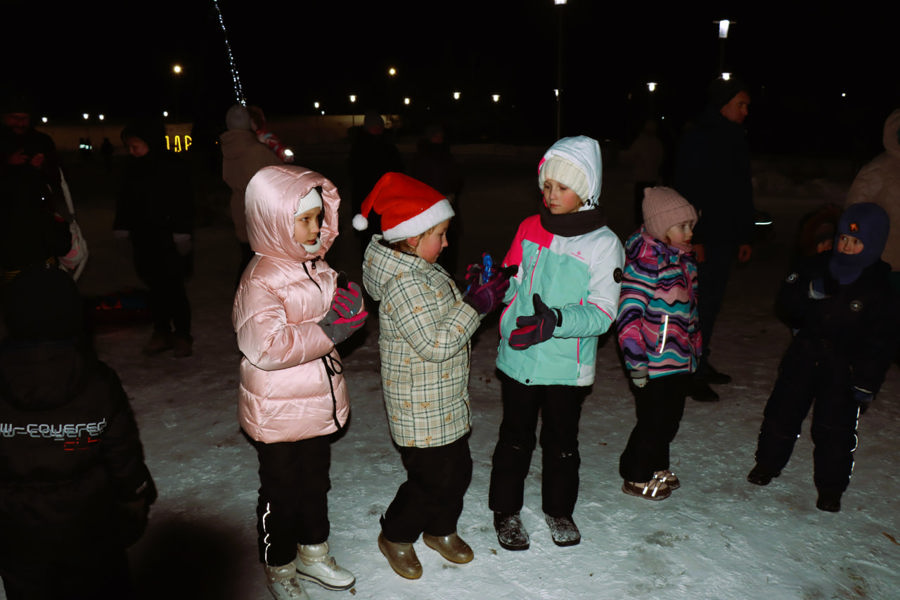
[294, 541, 356, 590]
[265, 563, 310, 600]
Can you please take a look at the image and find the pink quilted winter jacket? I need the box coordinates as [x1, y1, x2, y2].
[232, 165, 351, 443]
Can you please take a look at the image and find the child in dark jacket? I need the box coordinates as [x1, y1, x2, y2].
[0, 265, 157, 599]
[617, 187, 701, 501]
[747, 202, 899, 512]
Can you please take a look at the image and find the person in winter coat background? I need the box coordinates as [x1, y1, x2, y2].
[357, 172, 509, 580]
[233, 164, 366, 600]
[114, 118, 195, 357]
[845, 108, 900, 292]
[674, 76, 755, 402]
[0, 265, 156, 599]
[220, 103, 282, 288]
[616, 187, 701, 502]
[0, 92, 72, 281]
[747, 202, 899, 513]
[489, 135, 625, 550]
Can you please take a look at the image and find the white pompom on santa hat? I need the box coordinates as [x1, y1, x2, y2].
[352, 172, 454, 242]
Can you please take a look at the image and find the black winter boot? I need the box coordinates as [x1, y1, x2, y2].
[545, 514, 581, 547]
[747, 464, 780, 486]
[816, 490, 842, 513]
[493, 512, 529, 551]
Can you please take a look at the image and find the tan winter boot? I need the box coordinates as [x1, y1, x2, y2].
[423, 532, 474, 564]
[378, 532, 422, 579]
[264, 563, 309, 600]
[294, 542, 355, 590]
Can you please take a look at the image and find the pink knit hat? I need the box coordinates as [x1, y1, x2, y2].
[642, 186, 697, 241]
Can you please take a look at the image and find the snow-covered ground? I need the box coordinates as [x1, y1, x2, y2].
[7, 147, 898, 600]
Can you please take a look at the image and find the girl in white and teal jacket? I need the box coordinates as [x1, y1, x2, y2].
[489, 136, 624, 550]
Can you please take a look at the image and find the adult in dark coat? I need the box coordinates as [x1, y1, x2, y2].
[747, 203, 898, 512]
[409, 123, 464, 277]
[348, 111, 403, 257]
[0, 265, 157, 599]
[114, 118, 195, 357]
[674, 77, 755, 401]
[0, 93, 72, 280]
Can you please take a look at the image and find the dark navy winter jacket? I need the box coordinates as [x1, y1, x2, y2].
[776, 253, 899, 395]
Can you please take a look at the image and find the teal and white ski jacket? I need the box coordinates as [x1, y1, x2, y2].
[496, 210, 624, 386]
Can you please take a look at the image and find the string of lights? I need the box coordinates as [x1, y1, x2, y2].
[212, 0, 246, 107]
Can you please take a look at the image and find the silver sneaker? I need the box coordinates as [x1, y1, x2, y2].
[265, 564, 310, 600]
[294, 542, 356, 590]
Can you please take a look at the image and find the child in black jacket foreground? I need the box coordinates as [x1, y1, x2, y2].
[747, 202, 898, 512]
[0, 265, 157, 599]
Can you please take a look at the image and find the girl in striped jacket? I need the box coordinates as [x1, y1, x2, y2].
[616, 187, 701, 501]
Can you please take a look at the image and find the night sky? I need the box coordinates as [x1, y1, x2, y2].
[2, 0, 895, 153]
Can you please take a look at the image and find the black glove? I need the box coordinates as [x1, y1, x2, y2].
[509, 294, 560, 349]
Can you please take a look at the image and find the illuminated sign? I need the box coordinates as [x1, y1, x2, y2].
[165, 135, 192, 153]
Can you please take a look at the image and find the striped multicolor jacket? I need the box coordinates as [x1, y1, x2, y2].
[617, 227, 701, 378]
[362, 235, 481, 448]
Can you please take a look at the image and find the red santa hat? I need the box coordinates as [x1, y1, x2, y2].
[352, 172, 454, 242]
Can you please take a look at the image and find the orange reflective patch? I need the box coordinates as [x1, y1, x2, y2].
[850, 222, 859, 232]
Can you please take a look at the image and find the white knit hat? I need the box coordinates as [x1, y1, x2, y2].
[537, 135, 603, 208]
[294, 188, 323, 218]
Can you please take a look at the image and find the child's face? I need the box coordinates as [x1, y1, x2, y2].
[125, 137, 149, 158]
[542, 179, 583, 215]
[293, 207, 322, 247]
[412, 220, 450, 264]
[836, 233, 864, 255]
[665, 221, 694, 247]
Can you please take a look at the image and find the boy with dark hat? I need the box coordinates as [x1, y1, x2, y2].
[747, 202, 899, 512]
[0, 265, 156, 597]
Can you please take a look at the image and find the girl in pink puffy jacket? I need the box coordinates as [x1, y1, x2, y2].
[232, 165, 367, 599]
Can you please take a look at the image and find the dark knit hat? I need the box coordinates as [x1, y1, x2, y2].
[829, 202, 890, 284]
[121, 118, 167, 153]
[642, 186, 697, 242]
[2, 266, 84, 341]
[707, 76, 749, 110]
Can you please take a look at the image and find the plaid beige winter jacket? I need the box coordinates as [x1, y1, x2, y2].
[362, 236, 481, 447]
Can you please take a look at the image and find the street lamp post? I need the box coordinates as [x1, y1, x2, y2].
[555, 0, 567, 138]
[715, 19, 733, 77]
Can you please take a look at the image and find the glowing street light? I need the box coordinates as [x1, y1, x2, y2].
[349, 94, 357, 103]
[388, 66, 397, 78]
[714, 19, 734, 73]
[453, 91, 461, 101]
[647, 82, 658, 92]
[554, 0, 568, 137]
[172, 63, 183, 75]
[492, 94, 501, 103]
[403, 97, 411, 106]
[717, 19, 731, 38]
